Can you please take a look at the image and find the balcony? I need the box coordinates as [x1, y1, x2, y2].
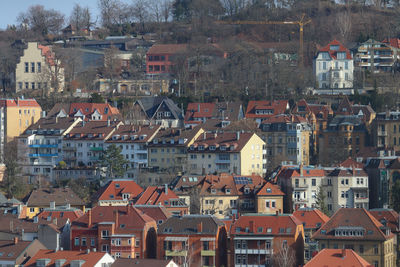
[89, 156, 100, 161]
[201, 250, 216, 256]
[294, 184, 308, 190]
[377, 131, 387, 136]
[29, 144, 58, 148]
[29, 153, 58, 157]
[215, 159, 230, 164]
[63, 146, 76, 151]
[294, 198, 308, 203]
[234, 248, 273, 254]
[166, 250, 188, 257]
[354, 197, 369, 203]
[90, 147, 103, 152]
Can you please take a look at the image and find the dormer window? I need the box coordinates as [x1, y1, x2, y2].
[230, 145, 235, 151]
[170, 139, 175, 144]
[244, 188, 250, 194]
[122, 193, 130, 200]
[140, 135, 147, 140]
[198, 145, 204, 151]
[266, 188, 272, 193]
[153, 139, 158, 144]
[211, 188, 217, 194]
[210, 145, 216, 151]
[225, 188, 231, 194]
[220, 145, 226, 151]
[190, 145, 194, 150]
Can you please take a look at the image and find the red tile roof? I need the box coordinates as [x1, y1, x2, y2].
[72, 205, 155, 232]
[261, 114, 308, 124]
[65, 120, 122, 140]
[106, 125, 160, 143]
[70, 103, 120, 119]
[96, 180, 143, 202]
[37, 209, 84, 227]
[25, 249, 112, 267]
[245, 100, 289, 119]
[256, 182, 284, 196]
[38, 44, 56, 66]
[292, 99, 333, 121]
[305, 249, 372, 267]
[339, 158, 364, 168]
[134, 205, 171, 223]
[185, 103, 216, 123]
[293, 208, 330, 230]
[318, 40, 352, 60]
[190, 132, 256, 153]
[135, 186, 181, 207]
[0, 98, 41, 108]
[382, 38, 400, 49]
[231, 214, 303, 236]
[369, 209, 400, 233]
[312, 208, 392, 241]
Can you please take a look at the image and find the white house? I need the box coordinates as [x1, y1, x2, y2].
[314, 40, 354, 89]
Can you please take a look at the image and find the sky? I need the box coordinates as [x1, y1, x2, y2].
[0, 0, 126, 30]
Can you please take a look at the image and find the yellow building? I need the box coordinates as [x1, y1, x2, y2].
[255, 181, 284, 214]
[187, 132, 266, 176]
[1, 98, 42, 141]
[15, 42, 65, 93]
[147, 126, 204, 173]
[198, 173, 265, 219]
[259, 114, 311, 170]
[312, 208, 396, 267]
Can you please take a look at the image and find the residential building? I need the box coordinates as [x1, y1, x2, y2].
[245, 100, 289, 125]
[62, 120, 123, 167]
[293, 208, 330, 262]
[305, 249, 373, 267]
[355, 39, 399, 73]
[314, 40, 354, 89]
[365, 158, 391, 209]
[147, 126, 204, 172]
[187, 132, 266, 176]
[24, 187, 85, 218]
[136, 185, 189, 216]
[134, 205, 172, 226]
[146, 44, 187, 76]
[71, 205, 157, 259]
[0, 214, 42, 241]
[105, 125, 161, 179]
[230, 213, 305, 267]
[157, 215, 227, 267]
[18, 117, 82, 182]
[335, 96, 376, 127]
[197, 173, 265, 219]
[0, 238, 46, 266]
[25, 249, 115, 267]
[95, 179, 143, 206]
[15, 42, 65, 93]
[48, 102, 122, 121]
[255, 182, 285, 214]
[373, 111, 400, 150]
[132, 96, 184, 127]
[312, 208, 396, 267]
[319, 115, 367, 164]
[260, 114, 311, 169]
[53, 166, 101, 181]
[291, 99, 333, 160]
[112, 258, 179, 267]
[277, 164, 369, 213]
[171, 175, 202, 213]
[184, 101, 244, 127]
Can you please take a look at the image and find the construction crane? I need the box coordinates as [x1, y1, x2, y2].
[216, 14, 311, 67]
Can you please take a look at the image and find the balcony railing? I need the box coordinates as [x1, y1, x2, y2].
[201, 250, 216, 256]
[234, 248, 273, 255]
[29, 153, 58, 157]
[215, 159, 230, 164]
[90, 147, 104, 152]
[377, 131, 387, 136]
[165, 250, 188, 257]
[29, 144, 58, 148]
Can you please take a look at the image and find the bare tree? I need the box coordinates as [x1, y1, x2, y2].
[98, 0, 133, 30]
[17, 5, 65, 36]
[272, 241, 296, 267]
[132, 0, 150, 33]
[337, 8, 352, 44]
[69, 4, 94, 32]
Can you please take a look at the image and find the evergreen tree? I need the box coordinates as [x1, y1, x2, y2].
[99, 144, 128, 179]
[315, 184, 329, 215]
[390, 180, 400, 212]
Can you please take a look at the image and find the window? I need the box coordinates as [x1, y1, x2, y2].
[373, 244, 378, 254]
[31, 62, 35, 72]
[81, 237, 86, 246]
[359, 245, 364, 254]
[101, 230, 109, 238]
[345, 61, 348, 70]
[25, 62, 29, 72]
[29, 207, 35, 213]
[91, 238, 95, 246]
[25, 82, 29, 89]
[37, 62, 41, 73]
[312, 179, 316, 186]
[322, 61, 327, 70]
[322, 73, 326, 81]
[135, 239, 140, 247]
[31, 82, 35, 90]
[114, 238, 121, 246]
[102, 244, 109, 252]
[115, 252, 121, 258]
[74, 237, 79, 246]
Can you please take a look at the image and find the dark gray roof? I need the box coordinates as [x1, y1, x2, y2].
[137, 96, 183, 120]
[158, 215, 224, 235]
[0, 192, 8, 204]
[326, 115, 366, 132]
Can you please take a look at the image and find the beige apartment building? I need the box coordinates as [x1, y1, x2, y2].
[15, 42, 65, 93]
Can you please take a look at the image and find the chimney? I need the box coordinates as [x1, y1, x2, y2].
[92, 248, 96, 252]
[114, 210, 119, 227]
[249, 220, 255, 233]
[60, 247, 63, 251]
[41, 111, 46, 118]
[13, 237, 18, 245]
[87, 249, 90, 254]
[203, 132, 207, 140]
[236, 131, 240, 140]
[342, 249, 346, 257]
[165, 184, 168, 195]
[55, 116, 58, 124]
[198, 104, 200, 112]
[53, 218, 58, 225]
[276, 210, 279, 216]
[197, 222, 203, 233]
[50, 201, 55, 209]
[88, 209, 92, 227]
[299, 164, 303, 177]
[66, 203, 71, 209]
[33, 216, 38, 223]
[107, 119, 111, 127]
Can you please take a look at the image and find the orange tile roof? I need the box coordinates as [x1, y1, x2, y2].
[185, 103, 216, 123]
[305, 249, 372, 267]
[72, 205, 155, 232]
[293, 208, 330, 230]
[25, 249, 111, 267]
[261, 114, 308, 124]
[96, 180, 143, 201]
[106, 125, 160, 143]
[37, 209, 84, 227]
[0, 98, 41, 108]
[256, 182, 284, 196]
[245, 100, 289, 119]
[231, 214, 302, 236]
[38, 44, 56, 66]
[135, 186, 181, 207]
[70, 103, 120, 118]
[369, 209, 400, 233]
[339, 158, 364, 168]
[318, 40, 352, 60]
[191, 132, 255, 153]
